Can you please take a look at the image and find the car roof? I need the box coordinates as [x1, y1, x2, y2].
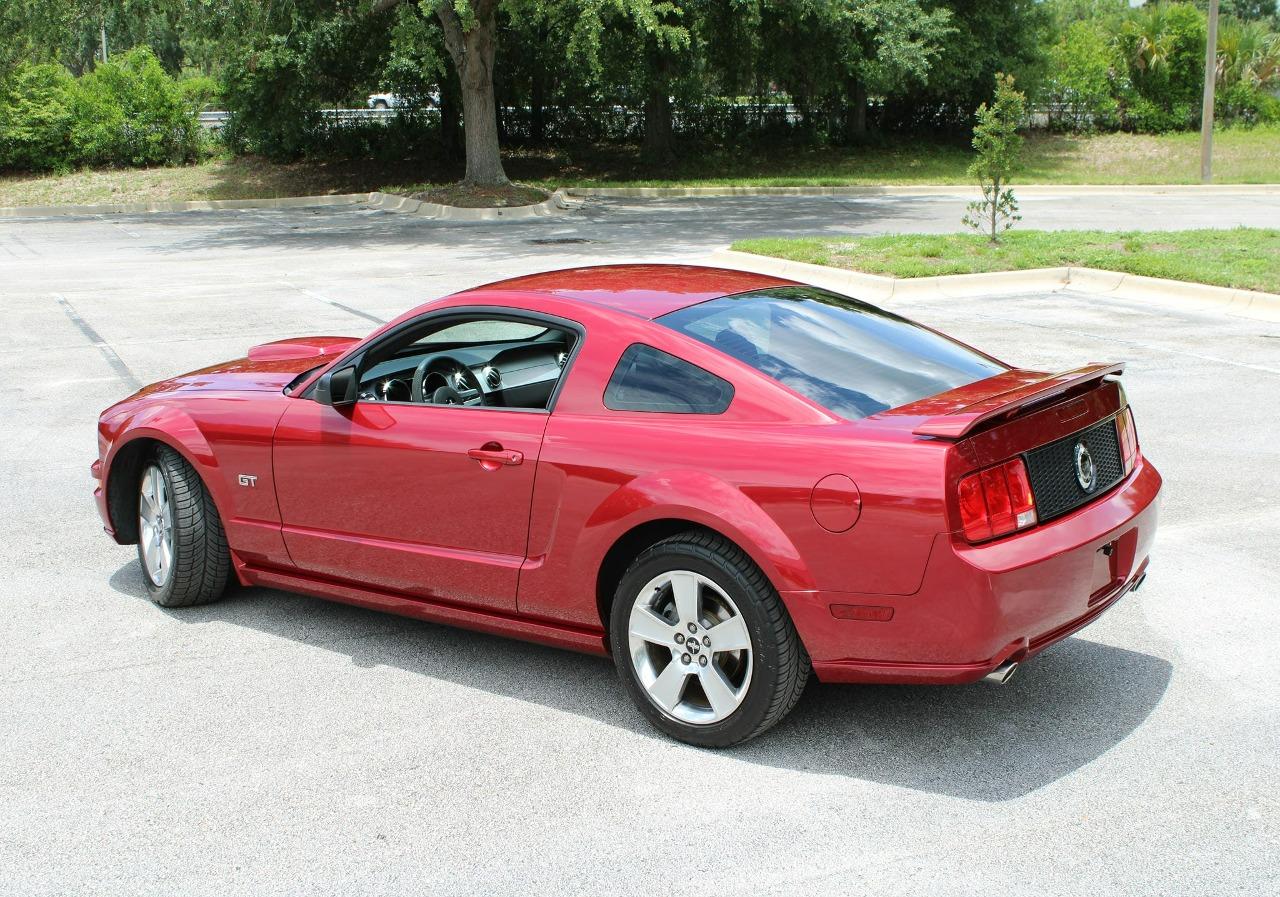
[455, 264, 798, 319]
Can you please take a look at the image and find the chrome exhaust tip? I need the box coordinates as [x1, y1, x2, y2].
[984, 659, 1019, 685]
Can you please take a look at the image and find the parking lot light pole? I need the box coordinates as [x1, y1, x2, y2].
[1200, 0, 1220, 184]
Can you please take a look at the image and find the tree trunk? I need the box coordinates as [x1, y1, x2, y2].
[438, 2, 509, 186]
[847, 79, 868, 142]
[530, 25, 547, 145]
[642, 40, 676, 166]
[642, 85, 675, 165]
[439, 70, 463, 163]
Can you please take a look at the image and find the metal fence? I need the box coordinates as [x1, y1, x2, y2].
[198, 102, 1067, 137]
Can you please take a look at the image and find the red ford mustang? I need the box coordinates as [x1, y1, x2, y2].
[93, 264, 1161, 746]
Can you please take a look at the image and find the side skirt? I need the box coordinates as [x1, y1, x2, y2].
[240, 563, 609, 657]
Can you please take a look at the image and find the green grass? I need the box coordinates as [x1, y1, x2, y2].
[1, 127, 1277, 207]
[510, 127, 1280, 187]
[732, 229, 1280, 293]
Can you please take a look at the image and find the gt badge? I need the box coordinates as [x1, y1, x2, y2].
[238, 474, 258, 488]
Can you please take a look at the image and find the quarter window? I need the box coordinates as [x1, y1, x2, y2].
[604, 344, 734, 414]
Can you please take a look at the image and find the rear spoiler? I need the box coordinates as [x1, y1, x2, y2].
[913, 362, 1125, 440]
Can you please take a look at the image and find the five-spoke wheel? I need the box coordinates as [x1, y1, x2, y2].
[135, 445, 231, 608]
[610, 531, 810, 747]
[138, 464, 174, 588]
[627, 570, 753, 725]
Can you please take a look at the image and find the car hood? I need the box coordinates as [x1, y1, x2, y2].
[131, 337, 359, 398]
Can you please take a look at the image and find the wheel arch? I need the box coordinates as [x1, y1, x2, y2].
[103, 414, 225, 545]
[595, 519, 717, 632]
[588, 470, 816, 633]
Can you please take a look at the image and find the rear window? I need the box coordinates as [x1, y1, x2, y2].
[657, 287, 1005, 420]
[605, 344, 734, 414]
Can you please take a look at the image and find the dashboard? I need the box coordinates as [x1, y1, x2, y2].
[357, 337, 571, 409]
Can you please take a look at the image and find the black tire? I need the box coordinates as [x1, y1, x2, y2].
[136, 446, 231, 608]
[609, 531, 810, 747]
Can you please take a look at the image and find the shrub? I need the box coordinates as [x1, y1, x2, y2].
[71, 47, 201, 167]
[0, 49, 200, 172]
[1116, 2, 1208, 132]
[1044, 20, 1121, 132]
[1218, 80, 1280, 123]
[0, 63, 77, 172]
[177, 76, 221, 115]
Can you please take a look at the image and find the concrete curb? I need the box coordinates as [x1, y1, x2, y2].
[0, 193, 371, 218]
[0, 187, 584, 221]
[706, 248, 1280, 323]
[570, 183, 1280, 199]
[365, 188, 582, 221]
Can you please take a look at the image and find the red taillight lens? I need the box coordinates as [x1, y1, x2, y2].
[958, 473, 991, 541]
[957, 458, 1037, 543]
[1116, 407, 1139, 473]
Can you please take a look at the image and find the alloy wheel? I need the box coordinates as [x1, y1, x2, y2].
[626, 570, 753, 725]
[138, 464, 174, 588]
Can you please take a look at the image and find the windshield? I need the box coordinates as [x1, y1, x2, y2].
[657, 287, 1006, 420]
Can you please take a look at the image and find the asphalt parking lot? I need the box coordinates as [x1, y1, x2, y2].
[2, 195, 1278, 895]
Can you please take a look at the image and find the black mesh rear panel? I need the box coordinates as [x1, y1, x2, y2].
[1025, 417, 1125, 521]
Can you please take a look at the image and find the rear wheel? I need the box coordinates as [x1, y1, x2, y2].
[609, 531, 809, 747]
[137, 446, 231, 608]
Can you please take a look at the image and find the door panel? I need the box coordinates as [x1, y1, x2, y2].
[272, 400, 549, 611]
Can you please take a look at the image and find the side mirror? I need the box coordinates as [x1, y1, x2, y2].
[315, 366, 358, 407]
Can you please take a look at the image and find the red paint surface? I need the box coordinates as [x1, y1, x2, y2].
[94, 264, 1162, 681]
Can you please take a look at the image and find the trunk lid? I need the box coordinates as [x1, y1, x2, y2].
[903, 363, 1124, 440]
[924, 367, 1131, 531]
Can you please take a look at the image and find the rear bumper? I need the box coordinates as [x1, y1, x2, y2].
[785, 458, 1162, 685]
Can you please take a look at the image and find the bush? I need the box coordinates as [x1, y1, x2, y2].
[1116, 2, 1208, 132]
[72, 47, 201, 167]
[0, 49, 200, 172]
[1044, 21, 1121, 132]
[0, 63, 76, 172]
[1218, 80, 1280, 123]
[177, 76, 221, 115]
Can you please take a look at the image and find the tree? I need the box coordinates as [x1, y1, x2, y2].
[1195, 0, 1278, 22]
[889, 0, 1044, 131]
[371, 1, 683, 186]
[962, 73, 1025, 242]
[747, 0, 952, 141]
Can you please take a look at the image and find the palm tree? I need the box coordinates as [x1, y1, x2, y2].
[1121, 4, 1177, 76]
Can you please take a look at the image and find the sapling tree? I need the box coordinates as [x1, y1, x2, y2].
[962, 72, 1026, 242]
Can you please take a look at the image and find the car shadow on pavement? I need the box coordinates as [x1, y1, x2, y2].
[110, 561, 1171, 803]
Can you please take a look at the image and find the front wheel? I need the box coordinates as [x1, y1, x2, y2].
[136, 446, 231, 608]
[609, 532, 810, 747]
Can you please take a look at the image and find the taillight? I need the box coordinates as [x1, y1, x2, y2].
[957, 458, 1037, 543]
[1116, 407, 1139, 474]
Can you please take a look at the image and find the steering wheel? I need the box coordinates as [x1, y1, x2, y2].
[411, 357, 486, 406]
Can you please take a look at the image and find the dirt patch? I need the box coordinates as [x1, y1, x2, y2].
[409, 182, 550, 208]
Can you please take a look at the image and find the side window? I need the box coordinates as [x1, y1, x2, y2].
[604, 344, 734, 414]
[356, 313, 577, 410]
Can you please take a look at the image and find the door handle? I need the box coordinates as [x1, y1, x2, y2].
[467, 447, 524, 468]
